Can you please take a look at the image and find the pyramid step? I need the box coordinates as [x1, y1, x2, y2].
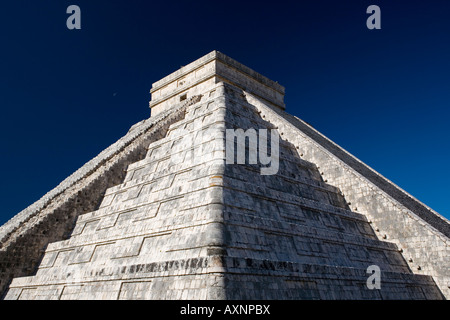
[103, 149, 221, 201]
[226, 163, 346, 208]
[5, 256, 443, 300]
[223, 212, 409, 272]
[97, 159, 340, 218]
[34, 201, 409, 280]
[71, 165, 221, 230]
[59, 186, 368, 250]
[220, 257, 444, 300]
[223, 175, 367, 223]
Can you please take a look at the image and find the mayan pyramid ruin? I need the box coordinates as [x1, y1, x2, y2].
[0, 51, 448, 300]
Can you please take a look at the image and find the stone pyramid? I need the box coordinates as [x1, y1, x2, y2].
[1, 51, 448, 300]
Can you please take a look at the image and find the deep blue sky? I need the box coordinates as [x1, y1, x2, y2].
[0, 0, 449, 225]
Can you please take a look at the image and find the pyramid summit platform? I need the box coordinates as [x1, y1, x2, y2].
[0, 51, 448, 300]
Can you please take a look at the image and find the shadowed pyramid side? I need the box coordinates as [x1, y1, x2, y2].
[215, 83, 444, 299]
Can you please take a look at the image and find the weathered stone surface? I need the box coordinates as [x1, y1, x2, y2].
[1, 51, 448, 300]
